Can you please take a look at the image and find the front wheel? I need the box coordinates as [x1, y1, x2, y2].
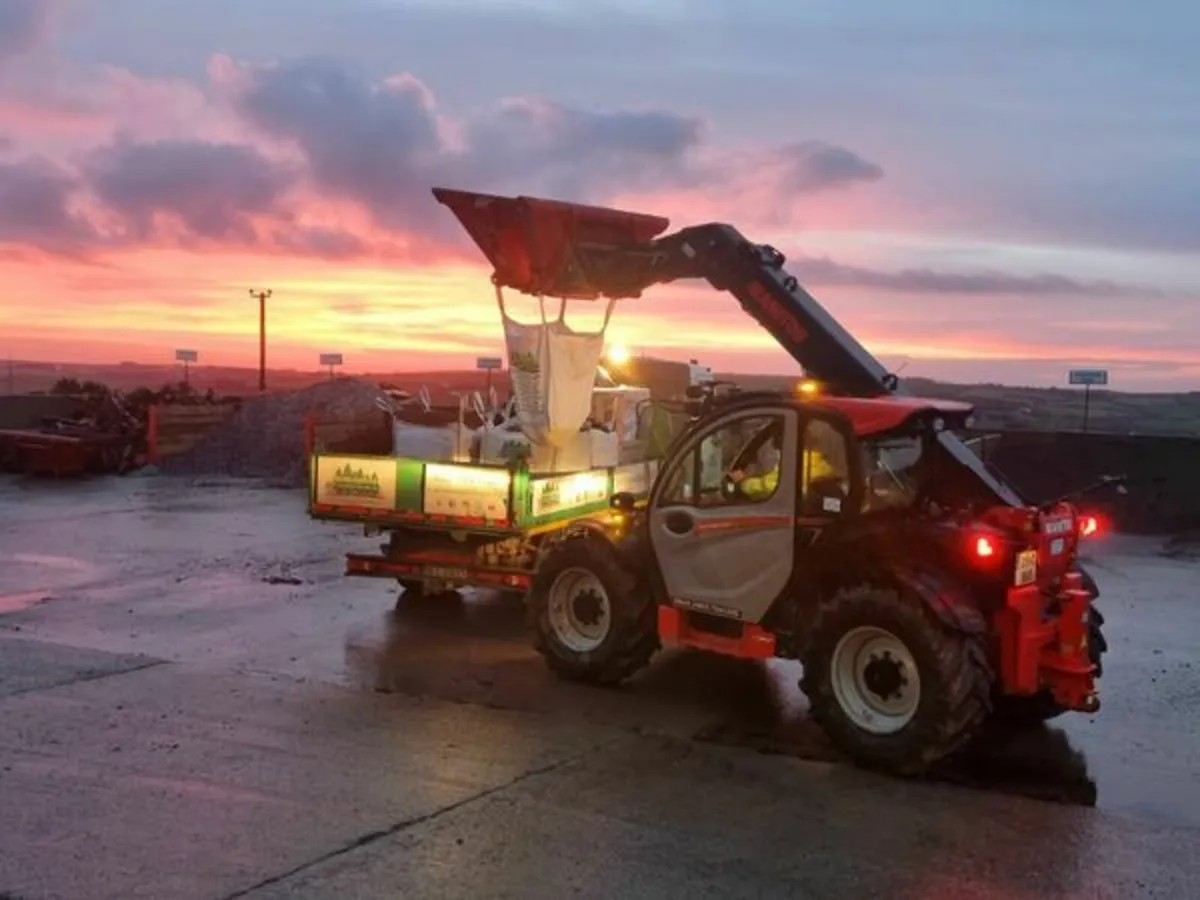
[527, 534, 658, 685]
[801, 584, 992, 776]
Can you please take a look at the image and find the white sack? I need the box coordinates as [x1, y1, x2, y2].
[392, 421, 472, 461]
[478, 426, 534, 467]
[500, 291, 615, 449]
[591, 386, 649, 447]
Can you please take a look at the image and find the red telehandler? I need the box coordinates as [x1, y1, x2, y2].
[432, 187, 1109, 775]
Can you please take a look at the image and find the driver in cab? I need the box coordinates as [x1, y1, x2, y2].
[727, 425, 838, 501]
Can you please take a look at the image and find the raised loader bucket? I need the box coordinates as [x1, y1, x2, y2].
[433, 187, 670, 299]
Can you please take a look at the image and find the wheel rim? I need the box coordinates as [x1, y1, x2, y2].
[547, 567, 612, 653]
[829, 626, 921, 735]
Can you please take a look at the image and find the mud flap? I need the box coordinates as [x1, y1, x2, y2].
[890, 567, 988, 635]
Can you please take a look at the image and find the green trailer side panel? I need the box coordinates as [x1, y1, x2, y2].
[396, 459, 425, 511]
[309, 453, 658, 532]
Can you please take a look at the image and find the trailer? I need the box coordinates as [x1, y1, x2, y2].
[308, 451, 659, 600]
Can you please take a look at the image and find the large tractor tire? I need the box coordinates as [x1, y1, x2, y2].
[527, 533, 659, 686]
[992, 605, 1107, 724]
[801, 584, 993, 776]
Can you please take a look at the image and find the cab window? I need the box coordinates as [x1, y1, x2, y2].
[658, 414, 787, 508]
[862, 435, 923, 512]
[801, 418, 852, 515]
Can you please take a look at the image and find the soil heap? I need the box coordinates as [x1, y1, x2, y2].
[162, 378, 387, 486]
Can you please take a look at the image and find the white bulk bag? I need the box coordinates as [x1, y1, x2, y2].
[392, 421, 463, 460]
[500, 288, 616, 449]
[592, 386, 650, 447]
[391, 393, 472, 461]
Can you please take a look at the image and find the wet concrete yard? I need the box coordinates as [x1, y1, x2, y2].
[1, 474, 1199, 898]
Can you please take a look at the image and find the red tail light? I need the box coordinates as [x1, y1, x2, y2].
[1078, 514, 1103, 539]
[974, 535, 997, 558]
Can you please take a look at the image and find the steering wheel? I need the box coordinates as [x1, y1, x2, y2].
[722, 471, 743, 499]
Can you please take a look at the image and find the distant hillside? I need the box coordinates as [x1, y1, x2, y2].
[7, 359, 1200, 437]
[726, 372, 1200, 436]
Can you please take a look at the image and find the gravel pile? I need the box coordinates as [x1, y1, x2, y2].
[163, 377, 388, 486]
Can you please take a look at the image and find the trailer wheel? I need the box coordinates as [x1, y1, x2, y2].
[801, 583, 992, 776]
[992, 608, 1107, 724]
[527, 534, 658, 686]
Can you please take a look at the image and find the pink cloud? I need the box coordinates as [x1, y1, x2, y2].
[0, 33, 1193, 389]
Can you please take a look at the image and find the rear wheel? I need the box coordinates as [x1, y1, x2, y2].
[801, 584, 992, 776]
[527, 534, 658, 685]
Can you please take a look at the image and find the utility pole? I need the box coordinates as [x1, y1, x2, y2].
[248, 288, 272, 392]
[6, 355, 13, 395]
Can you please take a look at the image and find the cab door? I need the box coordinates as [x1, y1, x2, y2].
[648, 407, 799, 625]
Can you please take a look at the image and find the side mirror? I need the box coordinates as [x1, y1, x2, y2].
[610, 491, 636, 513]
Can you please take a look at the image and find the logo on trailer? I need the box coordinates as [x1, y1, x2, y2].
[327, 463, 383, 499]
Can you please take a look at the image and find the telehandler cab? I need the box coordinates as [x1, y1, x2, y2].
[428, 187, 1107, 775]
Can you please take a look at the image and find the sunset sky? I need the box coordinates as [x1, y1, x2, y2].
[0, 0, 1197, 389]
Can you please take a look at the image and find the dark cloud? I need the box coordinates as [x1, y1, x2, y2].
[772, 142, 883, 193]
[229, 57, 706, 230]
[231, 58, 445, 231]
[83, 138, 295, 242]
[0, 157, 94, 251]
[454, 98, 704, 199]
[0, 0, 49, 63]
[45, 0, 1200, 258]
[789, 255, 1156, 298]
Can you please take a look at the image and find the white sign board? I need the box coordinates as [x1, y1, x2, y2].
[476, 356, 503, 371]
[313, 456, 396, 510]
[422, 463, 511, 520]
[175, 349, 198, 363]
[1068, 369, 1108, 386]
[320, 353, 344, 367]
[531, 470, 611, 518]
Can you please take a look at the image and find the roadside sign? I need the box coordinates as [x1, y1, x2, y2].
[1069, 369, 1108, 386]
[1069, 369, 1108, 433]
[175, 349, 198, 363]
[476, 357, 503, 371]
[320, 353, 344, 367]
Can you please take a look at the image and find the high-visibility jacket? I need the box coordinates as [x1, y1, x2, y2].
[741, 449, 836, 499]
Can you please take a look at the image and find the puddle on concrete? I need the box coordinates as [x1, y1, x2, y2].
[0, 554, 103, 615]
[345, 588, 1097, 808]
[0, 592, 54, 615]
